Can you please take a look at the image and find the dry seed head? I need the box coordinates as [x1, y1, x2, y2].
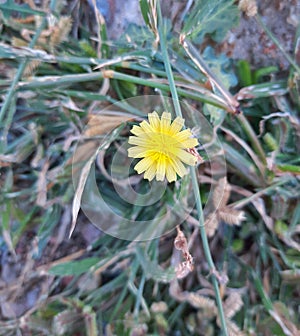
[213, 176, 230, 209]
[224, 292, 244, 319]
[150, 301, 168, 313]
[50, 16, 72, 47]
[238, 0, 257, 17]
[225, 319, 246, 336]
[12, 37, 27, 47]
[204, 213, 219, 238]
[187, 293, 217, 313]
[24, 60, 42, 77]
[218, 208, 246, 226]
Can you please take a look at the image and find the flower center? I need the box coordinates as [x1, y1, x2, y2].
[151, 133, 179, 157]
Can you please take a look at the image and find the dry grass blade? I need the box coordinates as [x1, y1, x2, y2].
[70, 122, 126, 237]
[36, 160, 49, 207]
[70, 145, 102, 238]
[179, 37, 240, 114]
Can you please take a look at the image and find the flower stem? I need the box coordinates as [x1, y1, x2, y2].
[156, 1, 228, 335]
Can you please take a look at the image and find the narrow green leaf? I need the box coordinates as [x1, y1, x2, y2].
[49, 257, 101, 276]
[0, 0, 46, 18]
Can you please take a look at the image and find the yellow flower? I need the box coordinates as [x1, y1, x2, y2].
[128, 111, 199, 182]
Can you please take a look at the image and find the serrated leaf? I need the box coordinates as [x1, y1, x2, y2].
[182, 0, 239, 43]
[49, 257, 101, 276]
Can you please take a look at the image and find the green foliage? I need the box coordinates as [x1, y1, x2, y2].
[203, 46, 238, 89]
[49, 257, 102, 276]
[237, 59, 279, 85]
[0, 0, 46, 19]
[0, 0, 299, 335]
[182, 0, 239, 43]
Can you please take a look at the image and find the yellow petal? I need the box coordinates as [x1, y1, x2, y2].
[140, 120, 154, 134]
[177, 149, 197, 166]
[174, 129, 194, 142]
[148, 111, 160, 131]
[166, 164, 177, 182]
[128, 146, 148, 158]
[169, 116, 184, 134]
[128, 136, 150, 147]
[144, 163, 156, 181]
[170, 158, 187, 177]
[180, 137, 199, 148]
[160, 112, 172, 131]
[134, 157, 154, 174]
[130, 125, 145, 137]
[156, 156, 166, 181]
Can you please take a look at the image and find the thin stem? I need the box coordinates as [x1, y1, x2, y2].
[156, 1, 228, 335]
[256, 15, 300, 75]
[237, 113, 267, 165]
[13, 71, 229, 110]
[158, 24, 182, 119]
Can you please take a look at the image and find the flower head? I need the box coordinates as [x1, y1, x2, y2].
[128, 111, 199, 182]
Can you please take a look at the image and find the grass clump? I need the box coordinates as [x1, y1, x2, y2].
[0, 0, 299, 335]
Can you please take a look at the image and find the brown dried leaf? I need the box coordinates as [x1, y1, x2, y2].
[85, 114, 133, 137]
[252, 198, 273, 230]
[174, 227, 194, 278]
[175, 261, 194, 279]
[174, 227, 188, 251]
[224, 292, 243, 319]
[204, 213, 219, 237]
[218, 208, 246, 226]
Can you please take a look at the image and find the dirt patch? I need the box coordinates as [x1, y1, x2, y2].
[105, 0, 298, 71]
[225, 0, 299, 70]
